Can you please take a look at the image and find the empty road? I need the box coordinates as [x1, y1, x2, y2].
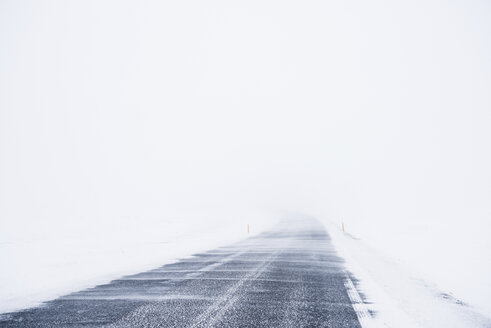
[0, 218, 364, 327]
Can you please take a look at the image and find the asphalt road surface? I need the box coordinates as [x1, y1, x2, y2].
[0, 217, 363, 327]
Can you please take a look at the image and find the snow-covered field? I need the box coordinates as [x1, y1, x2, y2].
[0, 212, 278, 314]
[323, 219, 491, 327]
[2, 213, 489, 328]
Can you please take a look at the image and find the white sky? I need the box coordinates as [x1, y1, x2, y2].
[1, 0, 490, 245]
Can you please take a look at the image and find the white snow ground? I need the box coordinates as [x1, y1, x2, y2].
[1, 210, 490, 328]
[323, 219, 491, 328]
[0, 212, 277, 314]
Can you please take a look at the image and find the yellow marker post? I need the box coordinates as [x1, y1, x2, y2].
[342, 222, 345, 233]
[247, 224, 250, 234]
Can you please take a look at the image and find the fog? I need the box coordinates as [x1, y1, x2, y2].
[1, 0, 491, 314]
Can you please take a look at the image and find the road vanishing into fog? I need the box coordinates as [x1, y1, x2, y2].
[0, 218, 364, 327]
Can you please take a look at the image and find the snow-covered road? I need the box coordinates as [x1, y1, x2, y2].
[0, 218, 365, 327]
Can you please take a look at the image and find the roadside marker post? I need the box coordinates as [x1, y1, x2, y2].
[248, 224, 250, 234]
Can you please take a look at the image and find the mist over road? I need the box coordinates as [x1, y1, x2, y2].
[0, 218, 363, 327]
